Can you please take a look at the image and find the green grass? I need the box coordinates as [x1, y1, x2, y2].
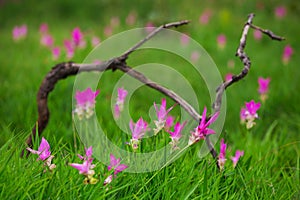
[1, 0, 300, 199]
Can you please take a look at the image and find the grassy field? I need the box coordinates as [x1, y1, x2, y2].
[0, 0, 299, 199]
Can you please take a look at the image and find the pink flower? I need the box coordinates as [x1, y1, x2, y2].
[275, 6, 286, 19]
[52, 47, 60, 60]
[191, 51, 200, 63]
[240, 100, 261, 129]
[40, 34, 54, 48]
[145, 22, 155, 33]
[74, 88, 100, 119]
[225, 73, 233, 82]
[153, 98, 174, 134]
[108, 154, 128, 175]
[189, 107, 219, 145]
[114, 87, 128, 119]
[282, 45, 293, 65]
[26, 137, 56, 170]
[69, 146, 96, 176]
[164, 115, 174, 131]
[72, 27, 86, 48]
[180, 34, 190, 46]
[39, 23, 48, 34]
[168, 121, 186, 150]
[64, 39, 74, 59]
[12, 24, 27, 41]
[91, 36, 100, 47]
[258, 77, 270, 102]
[129, 117, 148, 150]
[218, 139, 227, 170]
[231, 150, 244, 167]
[199, 9, 212, 25]
[104, 25, 113, 37]
[217, 34, 226, 49]
[126, 11, 137, 26]
[253, 29, 262, 41]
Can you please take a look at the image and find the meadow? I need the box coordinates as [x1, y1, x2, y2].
[0, 0, 299, 199]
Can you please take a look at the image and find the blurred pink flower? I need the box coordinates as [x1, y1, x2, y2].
[240, 107, 247, 124]
[225, 73, 233, 82]
[72, 27, 86, 48]
[231, 150, 244, 167]
[189, 107, 219, 145]
[282, 44, 293, 65]
[275, 6, 286, 19]
[104, 25, 113, 37]
[64, 39, 74, 59]
[217, 34, 226, 49]
[145, 22, 155, 33]
[218, 138, 227, 170]
[126, 11, 137, 26]
[39, 23, 48, 34]
[199, 9, 212, 25]
[253, 29, 262, 41]
[180, 34, 190, 46]
[74, 88, 100, 119]
[191, 51, 200, 63]
[108, 154, 128, 175]
[52, 47, 60, 60]
[258, 77, 270, 102]
[164, 115, 174, 131]
[12, 24, 27, 41]
[91, 36, 100, 47]
[40, 34, 54, 48]
[114, 87, 128, 119]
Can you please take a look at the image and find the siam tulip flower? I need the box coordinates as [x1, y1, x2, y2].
[72, 27, 86, 48]
[145, 22, 155, 33]
[103, 175, 113, 186]
[126, 11, 137, 26]
[40, 34, 54, 48]
[225, 73, 233, 82]
[69, 146, 98, 184]
[153, 98, 174, 134]
[199, 9, 212, 25]
[282, 45, 293, 65]
[180, 34, 190, 46]
[52, 47, 60, 60]
[189, 107, 219, 145]
[74, 88, 100, 120]
[129, 117, 148, 150]
[168, 121, 186, 150]
[253, 29, 262, 41]
[240, 100, 261, 129]
[258, 77, 270, 102]
[108, 154, 128, 175]
[218, 139, 227, 170]
[26, 137, 56, 171]
[114, 87, 128, 119]
[39, 23, 48, 34]
[191, 51, 200, 63]
[217, 34, 226, 49]
[91, 36, 100, 47]
[231, 150, 244, 167]
[164, 115, 174, 131]
[275, 6, 286, 19]
[12, 24, 27, 41]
